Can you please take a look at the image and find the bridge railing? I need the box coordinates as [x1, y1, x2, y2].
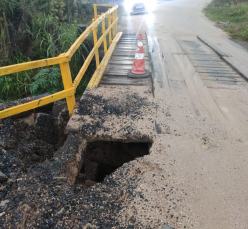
[0, 4, 122, 119]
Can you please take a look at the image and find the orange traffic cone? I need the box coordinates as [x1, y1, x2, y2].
[128, 34, 150, 78]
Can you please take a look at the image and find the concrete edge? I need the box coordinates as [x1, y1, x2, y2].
[146, 35, 164, 91]
[197, 35, 248, 82]
[145, 33, 155, 97]
[197, 36, 228, 57]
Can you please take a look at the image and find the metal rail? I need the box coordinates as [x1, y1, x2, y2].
[0, 4, 122, 119]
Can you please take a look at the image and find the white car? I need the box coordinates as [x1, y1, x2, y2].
[124, 0, 157, 14]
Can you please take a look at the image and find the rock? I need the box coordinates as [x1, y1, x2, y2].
[165, 127, 172, 134]
[82, 180, 97, 190]
[216, 21, 229, 26]
[30, 154, 41, 161]
[0, 199, 10, 207]
[57, 207, 64, 215]
[162, 224, 174, 229]
[8, 172, 16, 179]
[21, 204, 31, 212]
[0, 171, 8, 182]
[7, 179, 14, 184]
[85, 180, 97, 187]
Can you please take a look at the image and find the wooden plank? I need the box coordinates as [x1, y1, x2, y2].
[73, 20, 119, 89]
[88, 32, 123, 89]
[101, 77, 148, 86]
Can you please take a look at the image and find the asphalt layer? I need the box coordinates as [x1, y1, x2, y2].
[76, 92, 150, 138]
[0, 111, 69, 203]
[0, 132, 174, 229]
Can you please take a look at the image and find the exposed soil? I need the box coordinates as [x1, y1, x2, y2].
[0, 109, 69, 201]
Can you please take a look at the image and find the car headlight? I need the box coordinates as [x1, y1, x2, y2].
[124, 0, 133, 12]
[145, 0, 157, 12]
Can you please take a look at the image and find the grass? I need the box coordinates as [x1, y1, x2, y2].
[0, 17, 95, 102]
[205, 2, 248, 41]
[0, 0, 96, 102]
[0, 1, 124, 103]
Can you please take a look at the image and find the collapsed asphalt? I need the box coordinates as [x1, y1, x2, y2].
[0, 90, 178, 228]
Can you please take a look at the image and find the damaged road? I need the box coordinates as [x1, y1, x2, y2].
[1, 0, 248, 228]
[0, 81, 164, 228]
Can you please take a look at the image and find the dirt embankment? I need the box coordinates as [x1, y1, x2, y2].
[0, 109, 69, 198]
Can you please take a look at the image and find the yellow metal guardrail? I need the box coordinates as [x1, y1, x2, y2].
[0, 4, 123, 119]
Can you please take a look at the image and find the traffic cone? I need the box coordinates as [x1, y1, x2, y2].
[128, 34, 150, 78]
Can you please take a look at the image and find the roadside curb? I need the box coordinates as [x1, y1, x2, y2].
[197, 35, 248, 82]
[197, 36, 228, 57]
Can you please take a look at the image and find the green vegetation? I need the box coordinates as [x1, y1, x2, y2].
[0, 0, 124, 102]
[205, 0, 248, 41]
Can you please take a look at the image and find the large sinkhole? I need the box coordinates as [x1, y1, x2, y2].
[77, 141, 152, 189]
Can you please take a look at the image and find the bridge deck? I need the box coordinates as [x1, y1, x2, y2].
[100, 34, 151, 86]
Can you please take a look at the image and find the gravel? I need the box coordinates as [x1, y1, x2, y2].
[0, 139, 147, 228]
[0, 114, 61, 170]
[77, 93, 149, 118]
[0, 172, 7, 183]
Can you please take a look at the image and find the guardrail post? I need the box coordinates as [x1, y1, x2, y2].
[101, 14, 108, 55]
[108, 9, 112, 44]
[94, 4, 98, 19]
[60, 62, 76, 115]
[92, 19, 100, 67]
[112, 11, 116, 38]
[115, 9, 118, 35]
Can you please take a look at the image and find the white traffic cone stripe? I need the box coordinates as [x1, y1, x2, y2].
[138, 41, 143, 47]
[135, 53, 145, 59]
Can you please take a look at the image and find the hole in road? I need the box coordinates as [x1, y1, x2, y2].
[77, 141, 152, 189]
